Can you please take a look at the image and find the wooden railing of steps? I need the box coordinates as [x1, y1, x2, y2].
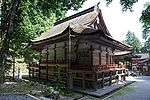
[94, 64, 126, 71]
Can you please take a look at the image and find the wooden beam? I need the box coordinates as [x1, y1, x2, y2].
[87, 36, 129, 51]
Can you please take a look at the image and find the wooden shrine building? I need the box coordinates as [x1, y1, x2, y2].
[29, 6, 132, 89]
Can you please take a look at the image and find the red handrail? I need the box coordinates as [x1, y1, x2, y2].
[94, 64, 124, 71]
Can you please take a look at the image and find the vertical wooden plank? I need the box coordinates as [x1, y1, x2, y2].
[64, 42, 67, 63]
[102, 71, 104, 88]
[99, 46, 101, 65]
[29, 67, 31, 79]
[110, 55, 111, 64]
[82, 72, 85, 89]
[46, 46, 49, 81]
[106, 47, 108, 64]
[39, 52, 42, 80]
[38, 66, 41, 79]
[99, 52, 101, 65]
[94, 72, 97, 90]
[68, 28, 73, 89]
[54, 44, 56, 63]
[109, 71, 112, 85]
[32, 68, 34, 78]
[90, 45, 93, 70]
[112, 48, 115, 64]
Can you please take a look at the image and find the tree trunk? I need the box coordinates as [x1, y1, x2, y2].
[0, 0, 20, 83]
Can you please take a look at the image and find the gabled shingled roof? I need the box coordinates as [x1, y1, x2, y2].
[32, 6, 111, 42]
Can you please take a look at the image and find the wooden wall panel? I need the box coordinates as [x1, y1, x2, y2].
[41, 48, 47, 61]
[56, 41, 65, 47]
[71, 41, 92, 65]
[56, 47, 65, 60]
[48, 49, 54, 60]
[93, 50, 100, 65]
[101, 47, 106, 65]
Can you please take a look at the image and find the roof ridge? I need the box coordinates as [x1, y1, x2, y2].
[54, 6, 95, 26]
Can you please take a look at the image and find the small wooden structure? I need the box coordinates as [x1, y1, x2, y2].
[29, 6, 131, 89]
[139, 58, 150, 75]
[133, 54, 150, 75]
[114, 51, 132, 70]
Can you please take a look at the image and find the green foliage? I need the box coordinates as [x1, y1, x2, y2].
[0, 80, 47, 96]
[140, 3, 150, 30]
[124, 31, 142, 53]
[52, 64, 66, 95]
[47, 86, 55, 94]
[106, 1, 150, 54]
[1, 0, 86, 80]
[141, 38, 150, 53]
[105, 0, 138, 11]
[140, 3, 150, 53]
[119, 0, 137, 11]
[140, 4, 150, 40]
[1, 0, 86, 58]
[43, 65, 67, 96]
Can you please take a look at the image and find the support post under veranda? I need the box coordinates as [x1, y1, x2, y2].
[68, 26, 73, 89]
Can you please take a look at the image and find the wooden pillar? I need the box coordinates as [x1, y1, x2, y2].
[131, 58, 133, 70]
[102, 72, 104, 88]
[68, 28, 73, 89]
[54, 44, 56, 63]
[94, 72, 97, 90]
[110, 55, 112, 64]
[112, 48, 115, 64]
[46, 46, 49, 81]
[99, 46, 101, 65]
[64, 42, 67, 64]
[32, 68, 34, 78]
[106, 48, 109, 65]
[39, 52, 42, 80]
[82, 72, 85, 89]
[109, 71, 112, 86]
[38, 66, 41, 79]
[29, 67, 31, 79]
[99, 52, 101, 65]
[68, 72, 73, 89]
[90, 45, 93, 70]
